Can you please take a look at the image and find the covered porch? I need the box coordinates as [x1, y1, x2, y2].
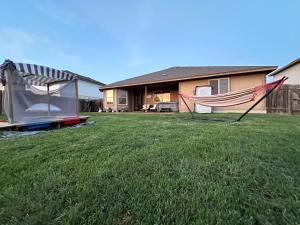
[106, 82, 179, 112]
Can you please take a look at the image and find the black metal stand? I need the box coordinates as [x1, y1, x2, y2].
[236, 76, 287, 122]
[180, 94, 195, 119]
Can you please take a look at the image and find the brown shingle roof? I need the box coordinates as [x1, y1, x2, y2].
[101, 66, 277, 90]
[63, 70, 105, 86]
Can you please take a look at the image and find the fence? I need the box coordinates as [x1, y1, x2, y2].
[267, 84, 300, 114]
[79, 99, 103, 112]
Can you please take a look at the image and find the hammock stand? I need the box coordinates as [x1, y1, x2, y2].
[179, 76, 287, 122]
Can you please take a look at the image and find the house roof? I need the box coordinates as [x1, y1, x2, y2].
[268, 57, 300, 76]
[100, 66, 277, 90]
[63, 70, 105, 86]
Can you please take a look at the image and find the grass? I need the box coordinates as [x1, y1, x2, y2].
[0, 113, 299, 225]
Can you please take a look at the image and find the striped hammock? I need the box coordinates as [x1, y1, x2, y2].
[180, 79, 284, 107]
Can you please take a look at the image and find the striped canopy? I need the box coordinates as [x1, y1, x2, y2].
[14, 62, 76, 86]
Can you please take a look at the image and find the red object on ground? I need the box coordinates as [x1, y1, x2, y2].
[62, 116, 81, 125]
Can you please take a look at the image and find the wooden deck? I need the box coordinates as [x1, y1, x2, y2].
[0, 116, 89, 131]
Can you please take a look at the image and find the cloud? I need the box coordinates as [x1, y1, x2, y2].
[126, 41, 151, 67]
[0, 27, 50, 62]
[128, 48, 150, 66]
[31, 0, 77, 25]
[0, 26, 82, 70]
[47, 48, 82, 68]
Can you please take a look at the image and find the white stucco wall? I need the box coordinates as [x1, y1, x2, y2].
[1, 78, 102, 99]
[273, 62, 300, 85]
[32, 80, 103, 99]
[78, 80, 103, 99]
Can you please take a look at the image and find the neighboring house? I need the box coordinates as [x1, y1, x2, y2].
[269, 57, 300, 84]
[75, 74, 105, 100]
[100, 66, 277, 113]
[62, 72, 105, 112]
[31, 71, 105, 100]
[267, 57, 300, 114]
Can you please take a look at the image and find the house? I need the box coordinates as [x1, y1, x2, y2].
[267, 58, 300, 114]
[73, 73, 105, 112]
[36, 71, 105, 112]
[269, 57, 300, 84]
[100, 66, 277, 113]
[61, 71, 105, 100]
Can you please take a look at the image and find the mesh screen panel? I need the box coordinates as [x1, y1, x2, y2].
[4, 70, 77, 123]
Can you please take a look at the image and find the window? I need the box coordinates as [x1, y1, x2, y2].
[209, 80, 219, 95]
[118, 89, 127, 105]
[106, 89, 114, 104]
[209, 78, 229, 95]
[154, 92, 171, 102]
[219, 79, 229, 94]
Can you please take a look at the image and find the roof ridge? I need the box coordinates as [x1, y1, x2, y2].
[64, 70, 105, 85]
[102, 65, 277, 90]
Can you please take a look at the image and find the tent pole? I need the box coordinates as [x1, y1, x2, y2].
[236, 76, 287, 122]
[47, 84, 50, 116]
[75, 78, 80, 114]
[180, 94, 195, 118]
[4, 65, 15, 123]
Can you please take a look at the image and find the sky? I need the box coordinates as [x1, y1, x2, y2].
[0, 0, 300, 84]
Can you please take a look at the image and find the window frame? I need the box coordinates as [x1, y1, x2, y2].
[208, 78, 230, 95]
[106, 89, 114, 104]
[117, 89, 128, 105]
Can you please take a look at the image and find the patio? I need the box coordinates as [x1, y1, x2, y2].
[110, 82, 179, 112]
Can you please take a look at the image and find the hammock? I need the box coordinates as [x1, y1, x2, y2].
[180, 79, 285, 107]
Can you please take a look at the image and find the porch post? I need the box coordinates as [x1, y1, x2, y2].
[144, 85, 147, 112]
[131, 91, 134, 112]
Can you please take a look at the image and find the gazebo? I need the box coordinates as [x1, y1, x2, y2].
[0, 60, 88, 130]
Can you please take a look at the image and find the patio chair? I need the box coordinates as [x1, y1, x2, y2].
[149, 104, 157, 112]
[141, 104, 150, 112]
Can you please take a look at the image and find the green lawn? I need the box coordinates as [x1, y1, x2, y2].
[0, 113, 299, 225]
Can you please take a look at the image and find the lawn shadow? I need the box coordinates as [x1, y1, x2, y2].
[178, 113, 237, 123]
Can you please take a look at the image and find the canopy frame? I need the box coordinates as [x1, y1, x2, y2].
[0, 59, 79, 124]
